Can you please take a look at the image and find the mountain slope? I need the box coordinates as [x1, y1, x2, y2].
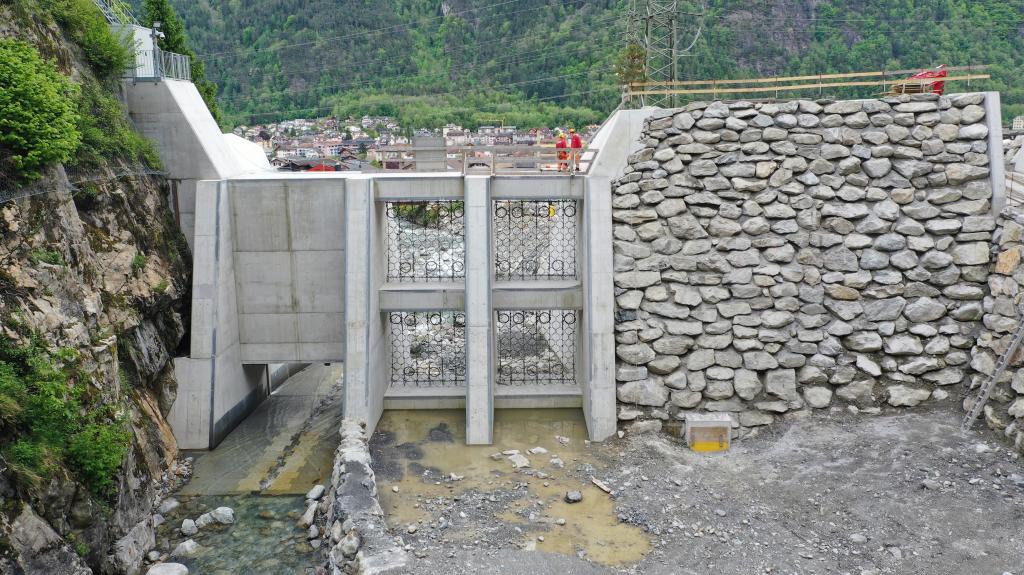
[166, 0, 1024, 127]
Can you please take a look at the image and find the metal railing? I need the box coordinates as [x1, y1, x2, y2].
[624, 64, 991, 104]
[92, 0, 137, 26]
[124, 49, 192, 82]
[369, 145, 597, 175]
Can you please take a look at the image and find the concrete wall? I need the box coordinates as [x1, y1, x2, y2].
[170, 181, 267, 448]
[126, 79, 279, 449]
[229, 179, 346, 363]
[612, 93, 1003, 435]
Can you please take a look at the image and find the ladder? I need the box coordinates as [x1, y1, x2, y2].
[962, 314, 1024, 431]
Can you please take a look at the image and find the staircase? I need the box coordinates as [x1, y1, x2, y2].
[91, 0, 137, 26]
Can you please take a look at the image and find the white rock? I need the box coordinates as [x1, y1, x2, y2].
[887, 385, 931, 407]
[297, 501, 317, 528]
[170, 540, 200, 558]
[803, 387, 833, 409]
[508, 453, 531, 469]
[210, 507, 234, 525]
[306, 485, 326, 501]
[157, 499, 180, 515]
[180, 519, 197, 536]
[194, 513, 214, 529]
[147, 564, 189, 575]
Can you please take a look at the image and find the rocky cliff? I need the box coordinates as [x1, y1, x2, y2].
[0, 4, 191, 574]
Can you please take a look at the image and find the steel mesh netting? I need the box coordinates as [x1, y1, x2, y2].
[493, 200, 578, 281]
[385, 201, 465, 282]
[388, 311, 466, 387]
[495, 309, 578, 386]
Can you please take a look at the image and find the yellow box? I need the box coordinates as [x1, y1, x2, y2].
[685, 413, 732, 452]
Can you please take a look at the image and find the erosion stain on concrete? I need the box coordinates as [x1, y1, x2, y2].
[372, 409, 651, 567]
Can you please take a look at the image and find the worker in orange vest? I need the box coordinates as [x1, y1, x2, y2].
[569, 127, 583, 170]
[555, 130, 568, 172]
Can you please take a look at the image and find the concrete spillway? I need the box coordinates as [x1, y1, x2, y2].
[125, 75, 645, 449]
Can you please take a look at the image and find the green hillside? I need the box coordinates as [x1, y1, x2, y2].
[161, 0, 1024, 127]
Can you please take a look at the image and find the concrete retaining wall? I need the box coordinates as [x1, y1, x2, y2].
[612, 92, 1004, 434]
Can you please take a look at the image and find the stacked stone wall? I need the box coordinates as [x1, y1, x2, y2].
[612, 92, 997, 434]
[972, 208, 1024, 451]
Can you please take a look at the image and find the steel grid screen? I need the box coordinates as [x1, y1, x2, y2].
[495, 309, 578, 386]
[493, 200, 578, 281]
[388, 311, 466, 387]
[385, 201, 465, 282]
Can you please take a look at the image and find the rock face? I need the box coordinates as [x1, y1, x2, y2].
[613, 93, 997, 432]
[0, 7, 193, 575]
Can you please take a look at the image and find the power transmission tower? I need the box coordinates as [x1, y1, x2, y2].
[625, 0, 677, 108]
[624, 0, 705, 108]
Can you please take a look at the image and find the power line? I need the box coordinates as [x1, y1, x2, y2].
[213, 39, 615, 107]
[197, 0, 568, 60]
[224, 71, 616, 121]
[204, 8, 626, 85]
[220, 68, 598, 106]
[225, 78, 618, 122]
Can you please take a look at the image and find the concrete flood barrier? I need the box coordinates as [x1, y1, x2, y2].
[127, 72, 1024, 455]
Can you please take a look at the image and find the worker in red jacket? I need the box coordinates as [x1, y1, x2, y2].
[569, 127, 583, 171]
[555, 130, 568, 172]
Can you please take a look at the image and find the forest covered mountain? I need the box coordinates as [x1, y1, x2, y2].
[160, 0, 1024, 128]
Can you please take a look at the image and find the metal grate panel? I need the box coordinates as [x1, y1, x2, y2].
[493, 200, 578, 281]
[385, 201, 465, 282]
[495, 309, 578, 386]
[388, 311, 466, 387]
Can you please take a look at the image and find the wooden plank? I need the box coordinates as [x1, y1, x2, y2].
[628, 65, 989, 88]
[627, 74, 990, 97]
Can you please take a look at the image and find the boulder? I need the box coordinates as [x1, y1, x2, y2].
[617, 379, 669, 406]
[147, 565, 189, 575]
[886, 385, 931, 407]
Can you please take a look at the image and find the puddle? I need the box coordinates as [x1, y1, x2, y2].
[371, 409, 651, 566]
[155, 494, 319, 575]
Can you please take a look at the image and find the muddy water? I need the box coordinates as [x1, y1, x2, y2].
[372, 409, 651, 566]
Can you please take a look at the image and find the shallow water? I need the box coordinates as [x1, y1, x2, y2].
[371, 408, 651, 566]
[156, 494, 318, 575]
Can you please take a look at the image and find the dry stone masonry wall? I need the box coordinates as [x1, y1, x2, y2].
[973, 207, 1024, 451]
[322, 420, 408, 575]
[612, 92, 997, 434]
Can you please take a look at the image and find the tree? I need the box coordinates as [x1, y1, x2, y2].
[139, 0, 221, 123]
[615, 43, 647, 87]
[0, 40, 81, 182]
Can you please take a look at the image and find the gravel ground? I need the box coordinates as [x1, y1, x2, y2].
[386, 407, 1024, 575]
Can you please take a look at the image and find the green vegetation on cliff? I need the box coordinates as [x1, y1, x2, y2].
[1, 1, 161, 182]
[0, 40, 81, 183]
[160, 0, 1024, 127]
[0, 338, 130, 498]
